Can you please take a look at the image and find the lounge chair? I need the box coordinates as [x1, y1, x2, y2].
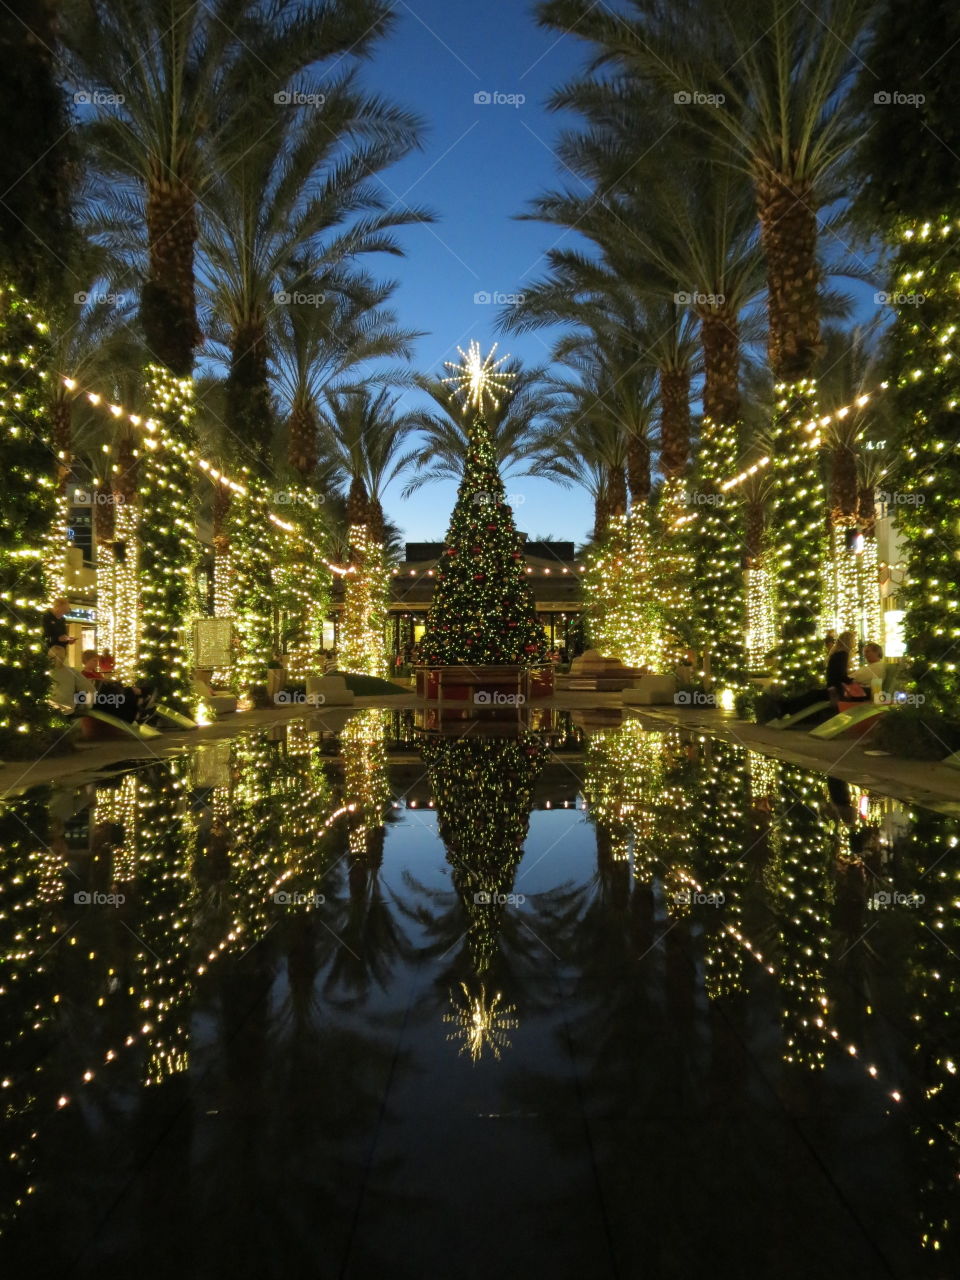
[80, 709, 162, 741]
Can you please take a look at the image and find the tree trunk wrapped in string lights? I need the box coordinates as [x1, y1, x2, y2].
[770, 379, 826, 690]
[694, 416, 746, 689]
[137, 364, 198, 712]
[877, 223, 960, 712]
[852, 0, 960, 715]
[0, 285, 60, 753]
[227, 473, 279, 693]
[339, 524, 389, 678]
[582, 511, 663, 671]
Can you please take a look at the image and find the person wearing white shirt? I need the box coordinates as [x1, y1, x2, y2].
[850, 643, 886, 690]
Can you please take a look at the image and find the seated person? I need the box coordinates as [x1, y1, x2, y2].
[771, 631, 870, 720]
[80, 649, 105, 683]
[850, 642, 886, 688]
[48, 646, 95, 714]
[50, 646, 154, 724]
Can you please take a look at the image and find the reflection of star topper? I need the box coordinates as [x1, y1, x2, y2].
[442, 340, 515, 413]
[443, 982, 518, 1063]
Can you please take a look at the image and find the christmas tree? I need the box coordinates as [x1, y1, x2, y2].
[421, 343, 548, 667]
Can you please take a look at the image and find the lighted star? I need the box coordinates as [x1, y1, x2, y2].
[443, 982, 518, 1063]
[442, 340, 515, 413]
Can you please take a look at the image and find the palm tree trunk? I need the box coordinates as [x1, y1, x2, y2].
[830, 442, 859, 525]
[700, 309, 741, 426]
[368, 497, 387, 548]
[745, 500, 765, 565]
[142, 179, 199, 376]
[346, 476, 370, 528]
[51, 393, 72, 486]
[659, 368, 691, 480]
[627, 432, 650, 506]
[227, 314, 273, 474]
[755, 173, 821, 382]
[593, 488, 610, 544]
[858, 483, 876, 537]
[288, 398, 318, 480]
[606, 463, 627, 519]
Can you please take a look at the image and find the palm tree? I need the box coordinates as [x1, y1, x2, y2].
[530, 414, 627, 545]
[401, 362, 562, 497]
[507, 262, 699, 505]
[64, 0, 397, 376]
[317, 387, 420, 550]
[536, 0, 874, 684]
[199, 73, 428, 474]
[272, 271, 421, 484]
[63, 0, 401, 705]
[0, 0, 75, 754]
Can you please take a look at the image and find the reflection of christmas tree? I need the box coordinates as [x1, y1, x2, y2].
[422, 733, 545, 977]
[421, 345, 546, 667]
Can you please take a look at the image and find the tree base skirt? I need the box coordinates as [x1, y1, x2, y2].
[415, 664, 554, 702]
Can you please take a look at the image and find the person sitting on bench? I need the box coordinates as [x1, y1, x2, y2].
[771, 631, 870, 720]
[51, 646, 155, 724]
[850, 642, 886, 688]
[48, 646, 95, 714]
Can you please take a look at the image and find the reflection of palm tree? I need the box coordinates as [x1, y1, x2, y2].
[319, 711, 413, 1003]
[771, 762, 834, 1069]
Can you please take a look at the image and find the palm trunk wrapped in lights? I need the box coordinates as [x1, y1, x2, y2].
[883, 219, 960, 708]
[137, 365, 198, 712]
[694, 309, 747, 689]
[583, 511, 663, 671]
[44, 393, 73, 599]
[656, 366, 694, 667]
[743, 482, 776, 668]
[339, 524, 389, 678]
[758, 173, 827, 689]
[227, 473, 279, 694]
[0, 284, 61, 752]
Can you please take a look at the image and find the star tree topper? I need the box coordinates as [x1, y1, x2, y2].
[443, 340, 515, 414]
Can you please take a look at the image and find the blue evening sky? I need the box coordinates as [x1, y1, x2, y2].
[349, 1, 882, 548]
[351, 0, 594, 544]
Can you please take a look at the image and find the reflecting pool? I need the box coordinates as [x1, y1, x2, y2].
[1, 709, 959, 1278]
